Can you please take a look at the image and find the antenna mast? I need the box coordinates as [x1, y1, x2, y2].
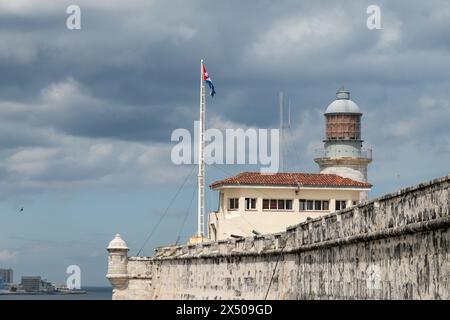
[288, 99, 291, 129]
[279, 92, 291, 172]
[279, 92, 284, 172]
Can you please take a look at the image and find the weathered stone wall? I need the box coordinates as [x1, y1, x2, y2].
[111, 175, 450, 300]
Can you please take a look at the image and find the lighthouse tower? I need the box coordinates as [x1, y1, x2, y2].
[314, 88, 372, 201]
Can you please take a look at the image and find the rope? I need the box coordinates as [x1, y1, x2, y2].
[264, 242, 287, 300]
[175, 185, 197, 245]
[136, 165, 196, 256]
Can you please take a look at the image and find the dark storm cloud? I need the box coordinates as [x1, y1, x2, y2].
[2, 0, 449, 287]
[0, 0, 448, 196]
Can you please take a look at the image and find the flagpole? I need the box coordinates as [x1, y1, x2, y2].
[197, 59, 206, 239]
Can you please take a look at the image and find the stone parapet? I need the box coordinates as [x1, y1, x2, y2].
[110, 175, 449, 300]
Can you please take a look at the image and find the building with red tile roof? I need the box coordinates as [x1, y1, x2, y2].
[210, 172, 371, 189]
[208, 89, 373, 241]
[208, 171, 371, 241]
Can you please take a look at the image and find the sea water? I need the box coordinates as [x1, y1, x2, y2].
[0, 287, 112, 300]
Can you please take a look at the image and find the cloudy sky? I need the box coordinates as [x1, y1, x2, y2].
[0, 0, 449, 286]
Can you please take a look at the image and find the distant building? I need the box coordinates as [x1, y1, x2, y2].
[0, 269, 13, 284]
[20, 276, 55, 293]
[21, 276, 42, 292]
[0, 278, 5, 290]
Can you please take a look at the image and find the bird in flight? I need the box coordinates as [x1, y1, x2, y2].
[18, 207, 24, 213]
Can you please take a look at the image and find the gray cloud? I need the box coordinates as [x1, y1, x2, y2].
[1, 1, 450, 286]
[0, 0, 448, 199]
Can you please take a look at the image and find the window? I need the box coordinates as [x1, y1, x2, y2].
[245, 198, 257, 210]
[299, 199, 306, 211]
[335, 200, 347, 211]
[300, 199, 330, 211]
[270, 199, 277, 210]
[286, 200, 293, 210]
[262, 199, 294, 211]
[228, 198, 239, 210]
[314, 200, 322, 211]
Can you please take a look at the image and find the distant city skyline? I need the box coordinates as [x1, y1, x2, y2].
[0, 268, 13, 285]
[0, 0, 449, 286]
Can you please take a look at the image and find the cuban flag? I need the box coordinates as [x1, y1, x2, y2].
[203, 64, 216, 97]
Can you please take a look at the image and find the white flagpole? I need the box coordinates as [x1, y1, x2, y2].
[197, 59, 206, 239]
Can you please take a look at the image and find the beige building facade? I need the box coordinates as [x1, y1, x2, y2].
[208, 172, 371, 241]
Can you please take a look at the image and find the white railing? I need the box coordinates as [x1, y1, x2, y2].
[360, 148, 372, 160]
[314, 148, 372, 160]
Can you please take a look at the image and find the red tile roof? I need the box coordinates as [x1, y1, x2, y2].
[210, 172, 371, 189]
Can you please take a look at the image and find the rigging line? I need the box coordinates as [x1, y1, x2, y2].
[136, 165, 196, 256]
[264, 242, 287, 300]
[208, 163, 238, 178]
[175, 185, 197, 245]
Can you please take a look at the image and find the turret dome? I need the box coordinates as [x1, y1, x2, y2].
[325, 89, 361, 115]
[107, 234, 129, 250]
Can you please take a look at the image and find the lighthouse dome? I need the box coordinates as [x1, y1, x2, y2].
[325, 89, 361, 115]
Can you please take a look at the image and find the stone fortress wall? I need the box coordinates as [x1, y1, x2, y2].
[108, 175, 449, 300]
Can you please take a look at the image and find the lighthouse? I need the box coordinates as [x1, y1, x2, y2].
[314, 88, 372, 201]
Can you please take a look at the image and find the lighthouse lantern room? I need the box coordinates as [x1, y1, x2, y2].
[314, 88, 372, 201]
